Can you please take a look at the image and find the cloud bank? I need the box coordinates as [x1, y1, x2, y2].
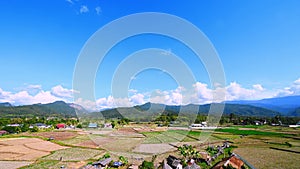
[1, 78, 300, 111]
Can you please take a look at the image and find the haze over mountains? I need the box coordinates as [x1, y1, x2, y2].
[225, 95, 300, 115]
[0, 95, 300, 118]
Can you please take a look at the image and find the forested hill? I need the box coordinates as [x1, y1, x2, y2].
[0, 102, 12, 107]
[225, 95, 300, 114]
[96, 102, 281, 120]
[0, 101, 81, 118]
[0, 101, 288, 119]
[288, 107, 300, 117]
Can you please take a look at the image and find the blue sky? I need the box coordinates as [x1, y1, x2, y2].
[0, 0, 300, 109]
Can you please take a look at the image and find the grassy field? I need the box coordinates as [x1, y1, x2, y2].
[141, 130, 221, 143]
[213, 126, 300, 169]
[215, 128, 294, 137]
[60, 134, 91, 144]
[19, 160, 61, 169]
[1, 125, 299, 168]
[235, 147, 300, 169]
[42, 147, 104, 161]
[0, 137, 67, 161]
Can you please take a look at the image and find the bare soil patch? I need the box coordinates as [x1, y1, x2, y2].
[0, 161, 33, 169]
[43, 147, 104, 161]
[22, 131, 78, 140]
[133, 143, 176, 154]
[0, 138, 67, 161]
[76, 140, 98, 148]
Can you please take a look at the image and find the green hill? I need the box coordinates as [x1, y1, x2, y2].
[288, 107, 300, 117]
[0, 101, 78, 118]
[94, 102, 280, 120]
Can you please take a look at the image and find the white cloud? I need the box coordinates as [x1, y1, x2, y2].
[95, 6, 101, 15]
[9, 90, 62, 105]
[80, 5, 89, 13]
[128, 89, 138, 93]
[0, 85, 74, 105]
[253, 84, 264, 91]
[276, 78, 300, 97]
[294, 78, 300, 85]
[149, 87, 183, 105]
[26, 84, 42, 90]
[192, 82, 213, 104]
[130, 93, 145, 105]
[66, 0, 74, 5]
[2, 78, 300, 110]
[0, 88, 12, 103]
[94, 96, 131, 110]
[225, 82, 269, 101]
[51, 85, 77, 98]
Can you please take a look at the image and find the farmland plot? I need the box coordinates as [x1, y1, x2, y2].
[0, 138, 67, 161]
[42, 147, 104, 161]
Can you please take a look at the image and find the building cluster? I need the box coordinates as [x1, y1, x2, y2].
[161, 142, 246, 169]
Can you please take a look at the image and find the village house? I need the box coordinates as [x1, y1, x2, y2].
[6, 124, 21, 127]
[92, 157, 112, 168]
[88, 123, 98, 128]
[183, 159, 200, 169]
[56, 123, 66, 129]
[289, 121, 300, 128]
[253, 120, 263, 125]
[164, 155, 182, 169]
[212, 154, 244, 169]
[31, 123, 51, 129]
[103, 123, 112, 129]
[0, 130, 8, 136]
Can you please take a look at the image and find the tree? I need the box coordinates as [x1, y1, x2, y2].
[140, 160, 154, 169]
[21, 124, 29, 132]
[178, 144, 200, 161]
[76, 124, 82, 128]
[229, 113, 235, 123]
[2, 126, 22, 133]
[119, 156, 128, 165]
[30, 126, 39, 132]
[111, 120, 117, 128]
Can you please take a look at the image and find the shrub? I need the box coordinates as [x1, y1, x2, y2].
[76, 124, 82, 128]
[103, 153, 111, 158]
[140, 160, 154, 169]
[119, 156, 128, 165]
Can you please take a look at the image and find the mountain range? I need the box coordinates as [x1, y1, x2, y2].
[0, 101, 86, 118]
[0, 95, 300, 118]
[96, 102, 280, 120]
[225, 95, 300, 116]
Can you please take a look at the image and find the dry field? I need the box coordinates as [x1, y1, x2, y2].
[228, 128, 300, 169]
[235, 147, 300, 169]
[133, 143, 176, 154]
[20, 131, 78, 140]
[42, 147, 104, 161]
[0, 137, 67, 161]
[0, 161, 33, 169]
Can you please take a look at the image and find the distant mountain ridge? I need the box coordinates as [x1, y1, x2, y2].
[0, 102, 12, 107]
[289, 107, 300, 117]
[225, 95, 300, 115]
[96, 102, 281, 120]
[0, 101, 86, 118]
[1, 95, 299, 118]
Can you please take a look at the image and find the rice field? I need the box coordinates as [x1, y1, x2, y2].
[42, 147, 104, 161]
[235, 147, 300, 169]
[1, 125, 298, 168]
